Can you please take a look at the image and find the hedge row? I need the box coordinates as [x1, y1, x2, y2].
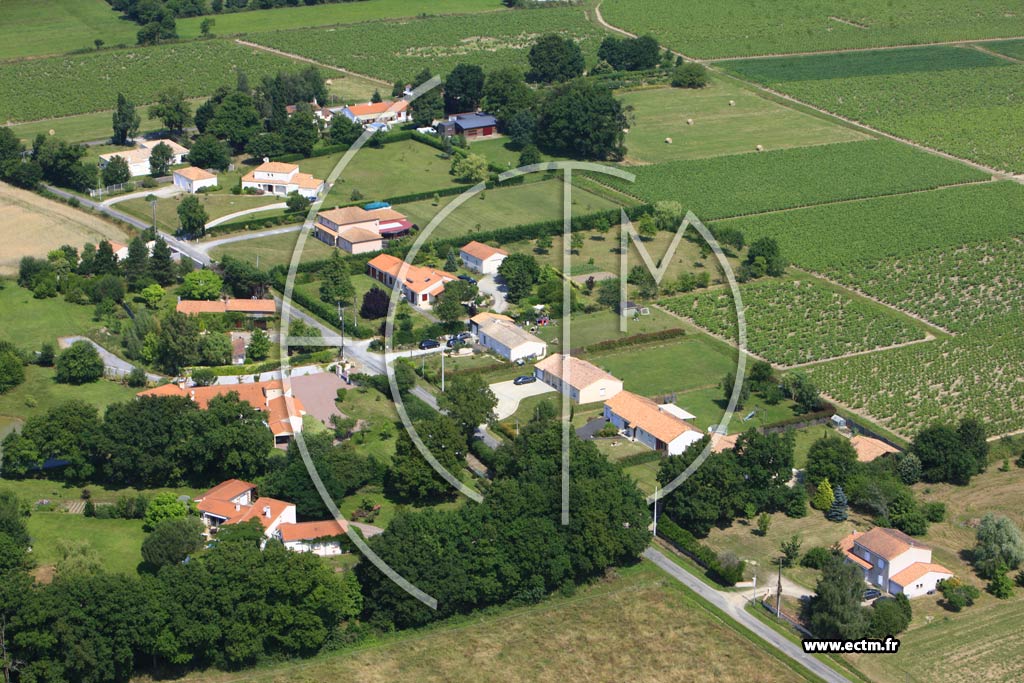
[656, 517, 746, 587]
[205, 210, 305, 237]
[269, 275, 376, 339]
[761, 402, 837, 431]
[577, 328, 685, 355]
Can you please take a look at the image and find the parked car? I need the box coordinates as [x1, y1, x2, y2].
[455, 331, 473, 341]
[458, 274, 476, 284]
[419, 339, 440, 350]
[862, 589, 882, 601]
[513, 375, 536, 386]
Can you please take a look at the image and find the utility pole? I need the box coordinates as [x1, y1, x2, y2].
[776, 561, 783, 618]
[337, 302, 345, 360]
[441, 349, 445, 393]
[652, 483, 659, 538]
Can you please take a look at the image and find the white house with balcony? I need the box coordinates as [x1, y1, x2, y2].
[240, 161, 325, 199]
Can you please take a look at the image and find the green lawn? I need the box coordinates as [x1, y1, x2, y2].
[6, 98, 207, 145]
[585, 335, 739, 397]
[617, 81, 866, 164]
[0, 365, 138, 423]
[118, 193, 286, 232]
[532, 308, 682, 350]
[398, 178, 631, 243]
[622, 460, 660, 495]
[326, 140, 471, 204]
[0, 283, 102, 350]
[25, 512, 146, 576]
[210, 231, 334, 269]
[0, 0, 139, 60]
[671, 384, 800, 435]
[176, 0, 501, 39]
[466, 137, 565, 170]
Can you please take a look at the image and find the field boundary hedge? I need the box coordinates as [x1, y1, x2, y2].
[656, 517, 746, 587]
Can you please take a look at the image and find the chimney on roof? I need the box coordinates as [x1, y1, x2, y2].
[263, 505, 271, 518]
[263, 157, 269, 163]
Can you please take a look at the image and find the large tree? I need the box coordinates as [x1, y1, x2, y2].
[283, 109, 319, 157]
[497, 252, 540, 303]
[180, 269, 223, 300]
[149, 88, 193, 134]
[55, 341, 104, 385]
[318, 251, 354, 307]
[806, 557, 870, 639]
[441, 374, 497, 439]
[141, 516, 205, 568]
[658, 437, 746, 537]
[444, 63, 485, 115]
[805, 434, 859, 488]
[123, 236, 151, 292]
[527, 34, 585, 83]
[20, 400, 103, 482]
[387, 415, 466, 503]
[912, 421, 981, 485]
[481, 68, 536, 128]
[101, 155, 131, 187]
[149, 237, 176, 285]
[148, 141, 173, 177]
[207, 91, 262, 152]
[112, 92, 141, 145]
[157, 311, 200, 374]
[177, 194, 209, 237]
[535, 79, 626, 160]
[973, 514, 1024, 579]
[186, 133, 231, 171]
[410, 68, 444, 127]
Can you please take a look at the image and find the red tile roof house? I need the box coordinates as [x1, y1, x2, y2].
[137, 380, 305, 446]
[313, 206, 412, 254]
[459, 240, 508, 275]
[340, 100, 410, 127]
[176, 297, 277, 328]
[366, 253, 456, 309]
[195, 480, 349, 556]
[839, 527, 954, 598]
[603, 390, 704, 456]
[240, 161, 325, 200]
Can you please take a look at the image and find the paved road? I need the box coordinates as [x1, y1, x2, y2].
[58, 336, 162, 382]
[205, 202, 288, 228]
[101, 184, 178, 206]
[197, 224, 304, 254]
[643, 547, 850, 683]
[44, 184, 210, 266]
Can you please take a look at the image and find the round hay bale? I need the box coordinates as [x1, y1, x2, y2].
[686, 118, 694, 125]
[729, 100, 736, 106]
[622, 128, 630, 134]
[755, 144, 764, 152]
[665, 137, 673, 144]
[48, 129, 55, 136]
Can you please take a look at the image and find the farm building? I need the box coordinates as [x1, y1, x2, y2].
[313, 206, 412, 254]
[340, 100, 410, 128]
[469, 312, 513, 336]
[437, 112, 498, 140]
[240, 161, 324, 199]
[476, 317, 547, 362]
[533, 353, 623, 404]
[839, 527, 953, 598]
[137, 379, 304, 445]
[172, 166, 218, 193]
[366, 253, 456, 309]
[98, 139, 188, 177]
[603, 390, 704, 455]
[460, 240, 508, 274]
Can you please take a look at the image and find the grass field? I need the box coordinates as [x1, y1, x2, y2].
[208, 229, 335, 269]
[0, 39, 304, 122]
[248, 7, 605, 82]
[327, 139, 472, 204]
[985, 39, 1024, 61]
[600, 0, 1024, 58]
[466, 137, 565, 169]
[0, 282, 105, 349]
[531, 308, 682, 350]
[0, 365, 138, 423]
[117, 193, 286, 232]
[0, 184, 131, 275]
[399, 178, 630, 242]
[5, 97, 206, 144]
[597, 138, 990, 220]
[176, 0, 501, 38]
[0, 0, 138, 60]
[617, 83, 866, 163]
[672, 384, 800, 435]
[587, 335, 738, 397]
[25, 511, 145, 576]
[176, 560, 808, 683]
[724, 47, 1024, 172]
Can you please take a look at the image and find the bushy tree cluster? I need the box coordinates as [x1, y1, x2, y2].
[597, 35, 661, 71]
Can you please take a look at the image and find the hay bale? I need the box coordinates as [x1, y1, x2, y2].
[755, 144, 764, 152]
[729, 100, 736, 106]
[686, 118, 694, 125]
[622, 128, 630, 134]
[665, 137, 673, 144]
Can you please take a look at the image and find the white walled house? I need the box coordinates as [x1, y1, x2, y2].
[340, 100, 410, 127]
[840, 527, 954, 598]
[279, 520, 348, 557]
[460, 241, 508, 275]
[366, 253, 456, 309]
[534, 354, 623, 404]
[240, 161, 325, 199]
[173, 166, 218, 193]
[603, 390, 704, 455]
[194, 479, 296, 538]
[477, 318, 547, 362]
[98, 139, 188, 177]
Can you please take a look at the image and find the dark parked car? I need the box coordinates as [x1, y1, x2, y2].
[458, 274, 476, 284]
[862, 589, 882, 601]
[419, 339, 440, 350]
[513, 375, 536, 386]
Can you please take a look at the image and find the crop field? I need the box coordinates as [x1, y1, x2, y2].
[829, 238, 1024, 334]
[808, 318, 1024, 437]
[176, 0, 500, 39]
[616, 83, 866, 164]
[663, 279, 927, 366]
[0, 0, 138, 60]
[985, 38, 1024, 60]
[724, 48, 1024, 172]
[247, 8, 605, 82]
[0, 183, 130, 275]
[597, 139, 989, 220]
[399, 178, 629, 242]
[599, 0, 1024, 58]
[0, 40, 303, 122]
[727, 182, 1024, 274]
